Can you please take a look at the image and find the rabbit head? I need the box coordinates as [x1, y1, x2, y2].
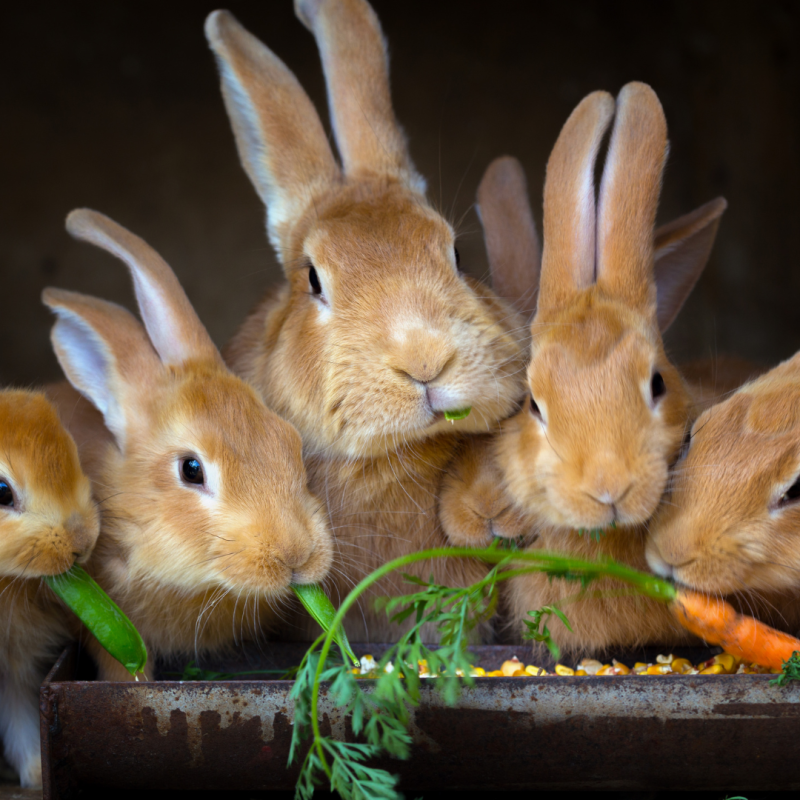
[647, 353, 800, 597]
[45, 210, 332, 601]
[207, 1, 527, 460]
[492, 84, 727, 532]
[0, 390, 98, 579]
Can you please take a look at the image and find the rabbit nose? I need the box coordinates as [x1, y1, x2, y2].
[587, 485, 632, 509]
[391, 330, 456, 385]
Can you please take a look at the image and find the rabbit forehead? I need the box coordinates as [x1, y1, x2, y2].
[0, 391, 91, 513]
[151, 368, 306, 486]
[302, 184, 454, 277]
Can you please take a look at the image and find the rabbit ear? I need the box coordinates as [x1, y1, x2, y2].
[295, 0, 425, 192]
[654, 197, 727, 332]
[476, 156, 541, 320]
[539, 91, 615, 313]
[596, 82, 668, 311]
[66, 209, 223, 369]
[205, 10, 341, 252]
[43, 288, 160, 450]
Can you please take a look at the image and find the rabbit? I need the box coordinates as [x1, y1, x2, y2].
[205, 1, 529, 640]
[645, 351, 800, 632]
[44, 208, 333, 681]
[0, 389, 99, 788]
[439, 83, 734, 657]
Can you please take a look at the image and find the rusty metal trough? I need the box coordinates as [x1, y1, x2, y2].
[40, 643, 800, 797]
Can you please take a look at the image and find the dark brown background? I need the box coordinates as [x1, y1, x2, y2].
[3, 1, 799, 386]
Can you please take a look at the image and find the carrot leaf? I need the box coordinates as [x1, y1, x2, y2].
[770, 651, 800, 687]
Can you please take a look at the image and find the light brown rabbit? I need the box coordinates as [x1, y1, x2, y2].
[440, 84, 731, 656]
[0, 390, 99, 788]
[45, 209, 333, 681]
[205, 1, 528, 640]
[646, 351, 800, 633]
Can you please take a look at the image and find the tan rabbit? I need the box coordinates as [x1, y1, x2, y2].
[0, 390, 99, 788]
[646, 351, 800, 632]
[45, 209, 333, 681]
[440, 84, 732, 656]
[205, 2, 528, 640]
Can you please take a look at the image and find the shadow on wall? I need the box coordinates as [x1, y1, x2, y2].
[2, 0, 799, 386]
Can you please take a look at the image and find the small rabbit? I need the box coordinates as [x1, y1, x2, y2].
[45, 209, 333, 681]
[205, 2, 528, 640]
[646, 351, 800, 632]
[0, 390, 99, 788]
[440, 84, 731, 656]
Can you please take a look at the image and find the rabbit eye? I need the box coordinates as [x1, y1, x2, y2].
[454, 246, 462, 272]
[651, 371, 667, 402]
[308, 266, 322, 295]
[529, 395, 543, 421]
[780, 477, 800, 506]
[181, 457, 205, 486]
[0, 480, 14, 508]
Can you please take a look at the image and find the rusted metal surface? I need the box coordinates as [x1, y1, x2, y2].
[41, 644, 800, 798]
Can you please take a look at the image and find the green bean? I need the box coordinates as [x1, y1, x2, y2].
[44, 565, 148, 678]
[291, 583, 359, 666]
[444, 407, 472, 421]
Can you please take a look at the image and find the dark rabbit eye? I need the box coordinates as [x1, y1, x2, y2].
[181, 458, 204, 486]
[780, 477, 800, 506]
[0, 480, 14, 507]
[651, 371, 667, 401]
[529, 395, 543, 420]
[308, 265, 322, 296]
[454, 246, 462, 271]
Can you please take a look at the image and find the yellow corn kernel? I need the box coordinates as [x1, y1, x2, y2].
[471, 667, 486, 677]
[645, 665, 672, 675]
[486, 669, 505, 677]
[511, 668, 526, 677]
[633, 662, 648, 670]
[699, 664, 725, 675]
[713, 654, 736, 673]
[611, 660, 631, 675]
[555, 664, 574, 676]
[501, 657, 523, 676]
[574, 669, 587, 676]
[578, 658, 603, 675]
[656, 654, 674, 664]
[596, 665, 616, 675]
[525, 665, 545, 676]
[670, 658, 693, 674]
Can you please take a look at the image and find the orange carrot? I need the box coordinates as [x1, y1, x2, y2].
[672, 589, 800, 670]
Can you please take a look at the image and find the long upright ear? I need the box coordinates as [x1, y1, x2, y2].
[539, 91, 615, 313]
[596, 82, 667, 311]
[295, 0, 425, 193]
[653, 197, 727, 332]
[476, 156, 541, 320]
[205, 10, 341, 253]
[43, 288, 160, 451]
[66, 209, 223, 369]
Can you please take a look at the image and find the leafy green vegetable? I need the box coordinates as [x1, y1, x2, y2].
[522, 605, 573, 661]
[770, 651, 800, 686]
[44, 564, 147, 678]
[163, 661, 288, 681]
[291, 583, 359, 666]
[444, 407, 471, 421]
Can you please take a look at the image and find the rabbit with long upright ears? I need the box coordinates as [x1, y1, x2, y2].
[0, 390, 99, 787]
[206, 2, 528, 639]
[441, 84, 730, 655]
[646, 353, 800, 631]
[45, 209, 332, 680]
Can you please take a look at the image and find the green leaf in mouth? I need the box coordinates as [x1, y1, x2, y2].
[444, 407, 472, 422]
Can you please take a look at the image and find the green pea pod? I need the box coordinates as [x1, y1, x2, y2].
[444, 407, 471, 421]
[291, 583, 359, 666]
[44, 565, 148, 678]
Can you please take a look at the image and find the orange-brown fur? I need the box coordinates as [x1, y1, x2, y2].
[439, 86, 731, 655]
[46, 210, 333, 680]
[0, 390, 99, 788]
[647, 355, 800, 633]
[209, 4, 528, 639]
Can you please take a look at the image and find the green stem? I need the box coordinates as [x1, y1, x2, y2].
[307, 545, 676, 775]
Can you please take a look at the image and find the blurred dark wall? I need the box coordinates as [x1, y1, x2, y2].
[2, 0, 799, 386]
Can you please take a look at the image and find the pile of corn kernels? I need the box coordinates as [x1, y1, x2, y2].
[353, 652, 780, 678]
